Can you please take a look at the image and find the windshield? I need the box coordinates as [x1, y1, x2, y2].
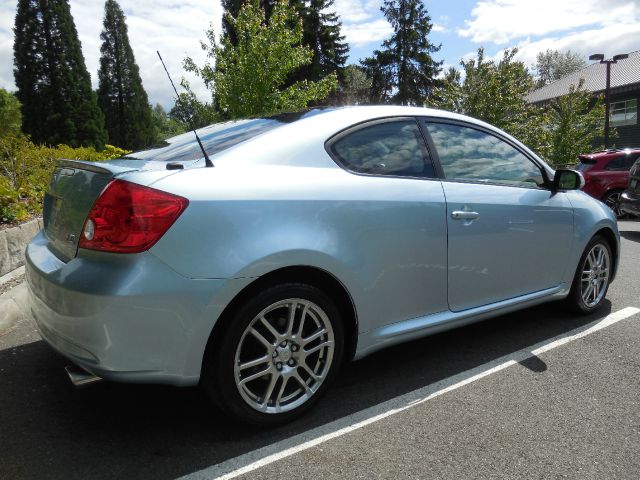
[121, 109, 335, 163]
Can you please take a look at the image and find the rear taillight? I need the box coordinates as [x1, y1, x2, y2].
[79, 179, 188, 253]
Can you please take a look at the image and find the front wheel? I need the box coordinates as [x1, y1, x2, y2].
[201, 283, 344, 426]
[565, 236, 612, 314]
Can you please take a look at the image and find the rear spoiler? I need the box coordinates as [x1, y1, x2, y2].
[57, 159, 138, 175]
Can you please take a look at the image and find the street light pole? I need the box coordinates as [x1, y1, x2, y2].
[589, 53, 629, 149]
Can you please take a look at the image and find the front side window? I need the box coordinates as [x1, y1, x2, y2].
[424, 122, 545, 188]
[610, 99, 637, 127]
[330, 120, 435, 178]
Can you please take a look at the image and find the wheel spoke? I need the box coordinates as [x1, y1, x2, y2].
[239, 366, 272, 386]
[238, 355, 269, 371]
[275, 376, 290, 405]
[302, 328, 327, 346]
[249, 327, 273, 349]
[261, 373, 279, 408]
[582, 284, 593, 302]
[293, 371, 310, 393]
[303, 340, 334, 357]
[259, 316, 281, 342]
[300, 362, 321, 382]
[285, 301, 298, 337]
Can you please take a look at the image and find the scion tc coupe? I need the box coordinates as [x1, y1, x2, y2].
[26, 106, 619, 425]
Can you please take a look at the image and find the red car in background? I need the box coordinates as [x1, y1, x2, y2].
[575, 148, 640, 217]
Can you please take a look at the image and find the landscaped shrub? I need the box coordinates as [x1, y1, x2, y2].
[0, 133, 129, 225]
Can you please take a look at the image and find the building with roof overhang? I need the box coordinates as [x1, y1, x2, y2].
[526, 50, 639, 147]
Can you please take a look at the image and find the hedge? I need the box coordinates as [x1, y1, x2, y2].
[0, 134, 128, 224]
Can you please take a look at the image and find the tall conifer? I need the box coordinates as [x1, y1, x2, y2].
[13, 0, 107, 148]
[361, 0, 442, 105]
[97, 0, 154, 149]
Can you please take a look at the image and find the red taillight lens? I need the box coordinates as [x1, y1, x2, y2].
[79, 179, 188, 253]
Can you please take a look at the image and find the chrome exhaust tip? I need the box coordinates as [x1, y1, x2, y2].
[65, 365, 103, 388]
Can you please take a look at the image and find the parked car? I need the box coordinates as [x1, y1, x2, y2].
[26, 106, 619, 426]
[575, 148, 640, 217]
[620, 155, 640, 217]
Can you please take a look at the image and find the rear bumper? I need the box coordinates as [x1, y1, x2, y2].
[620, 191, 640, 217]
[26, 230, 251, 386]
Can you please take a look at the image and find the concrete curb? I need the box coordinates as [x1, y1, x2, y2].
[0, 219, 40, 336]
[0, 283, 30, 336]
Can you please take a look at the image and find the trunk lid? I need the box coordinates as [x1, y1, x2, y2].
[43, 159, 178, 262]
[44, 160, 137, 262]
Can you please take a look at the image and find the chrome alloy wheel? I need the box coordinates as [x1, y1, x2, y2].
[580, 243, 610, 308]
[234, 298, 335, 414]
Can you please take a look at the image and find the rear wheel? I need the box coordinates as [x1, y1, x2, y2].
[565, 235, 612, 314]
[602, 190, 626, 218]
[201, 283, 344, 426]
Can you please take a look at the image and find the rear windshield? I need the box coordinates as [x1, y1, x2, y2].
[122, 119, 282, 163]
[574, 161, 592, 172]
[121, 109, 334, 163]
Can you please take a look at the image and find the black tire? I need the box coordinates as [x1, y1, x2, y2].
[565, 235, 613, 314]
[602, 190, 626, 219]
[201, 283, 344, 426]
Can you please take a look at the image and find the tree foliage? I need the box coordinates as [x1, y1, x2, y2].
[429, 48, 607, 165]
[151, 104, 186, 142]
[430, 48, 550, 158]
[334, 65, 372, 105]
[361, 0, 442, 105]
[168, 88, 219, 129]
[184, 0, 337, 119]
[0, 89, 22, 139]
[97, 0, 154, 149]
[535, 49, 586, 87]
[221, 0, 348, 86]
[13, 0, 106, 148]
[546, 80, 605, 166]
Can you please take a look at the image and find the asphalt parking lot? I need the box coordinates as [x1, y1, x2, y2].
[1, 220, 639, 480]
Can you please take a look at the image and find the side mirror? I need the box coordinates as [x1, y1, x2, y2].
[553, 169, 585, 191]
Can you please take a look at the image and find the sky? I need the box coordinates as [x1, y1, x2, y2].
[1, 0, 639, 109]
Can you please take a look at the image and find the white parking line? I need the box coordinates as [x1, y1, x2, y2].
[180, 306, 640, 480]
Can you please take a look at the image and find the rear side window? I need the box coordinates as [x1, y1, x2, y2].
[329, 120, 436, 178]
[605, 154, 638, 171]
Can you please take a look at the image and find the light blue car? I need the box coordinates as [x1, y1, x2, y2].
[26, 106, 619, 425]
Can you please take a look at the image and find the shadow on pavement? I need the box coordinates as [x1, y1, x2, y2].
[0, 300, 611, 479]
[619, 229, 640, 243]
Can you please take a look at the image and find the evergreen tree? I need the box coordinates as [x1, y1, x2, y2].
[13, 0, 107, 148]
[293, 0, 349, 84]
[97, 0, 154, 150]
[361, 0, 442, 105]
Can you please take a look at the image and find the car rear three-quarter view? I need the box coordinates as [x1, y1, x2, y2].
[25, 106, 620, 426]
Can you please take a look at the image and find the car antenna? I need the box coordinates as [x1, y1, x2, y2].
[157, 50, 214, 168]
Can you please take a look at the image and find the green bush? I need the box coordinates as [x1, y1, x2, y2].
[0, 134, 129, 225]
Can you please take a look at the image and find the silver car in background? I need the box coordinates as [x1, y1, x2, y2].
[26, 106, 619, 425]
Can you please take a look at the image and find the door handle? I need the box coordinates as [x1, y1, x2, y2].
[451, 211, 480, 220]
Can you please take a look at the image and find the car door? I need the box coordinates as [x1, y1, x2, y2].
[421, 119, 574, 312]
[326, 118, 449, 330]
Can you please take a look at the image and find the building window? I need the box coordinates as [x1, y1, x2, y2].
[610, 98, 637, 127]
